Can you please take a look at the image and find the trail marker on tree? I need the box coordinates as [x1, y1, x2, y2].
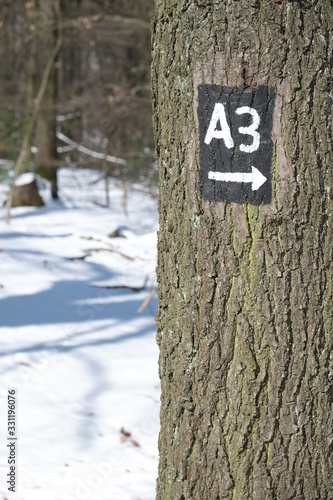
[198, 85, 275, 204]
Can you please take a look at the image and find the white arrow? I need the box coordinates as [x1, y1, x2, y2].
[208, 166, 267, 191]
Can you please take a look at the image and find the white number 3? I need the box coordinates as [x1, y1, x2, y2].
[236, 106, 260, 153]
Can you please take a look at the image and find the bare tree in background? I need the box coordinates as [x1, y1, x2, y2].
[0, 0, 155, 200]
[34, 0, 61, 198]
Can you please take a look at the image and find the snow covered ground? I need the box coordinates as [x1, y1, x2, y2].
[0, 168, 160, 500]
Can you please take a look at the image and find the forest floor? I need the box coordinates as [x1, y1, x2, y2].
[0, 168, 159, 500]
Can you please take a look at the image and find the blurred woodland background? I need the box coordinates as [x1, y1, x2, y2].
[0, 0, 155, 202]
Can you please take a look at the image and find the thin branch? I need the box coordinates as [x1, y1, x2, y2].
[67, 246, 135, 261]
[56, 130, 127, 166]
[23, 13, 150, 37]
[59, 13, 151, 31]
[92, 276, 148, 292]
[138, 286, 158, 313]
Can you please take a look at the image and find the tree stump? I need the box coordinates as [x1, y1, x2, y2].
[10, 174, 44, 207]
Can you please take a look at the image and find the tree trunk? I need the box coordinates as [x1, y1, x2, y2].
[34, 0, 59, 199]
[152, 1, 333, 499]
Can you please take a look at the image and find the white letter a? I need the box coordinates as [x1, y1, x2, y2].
[204, 103, 234, 148]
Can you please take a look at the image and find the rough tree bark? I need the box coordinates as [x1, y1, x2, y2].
[152, 1, 333, 499]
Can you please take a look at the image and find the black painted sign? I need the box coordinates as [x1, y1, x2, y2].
[198, 85, 275, 205]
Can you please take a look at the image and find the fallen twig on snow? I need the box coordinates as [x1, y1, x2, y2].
[92, 276, 148, 292]
[66, 246, 135, 262]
